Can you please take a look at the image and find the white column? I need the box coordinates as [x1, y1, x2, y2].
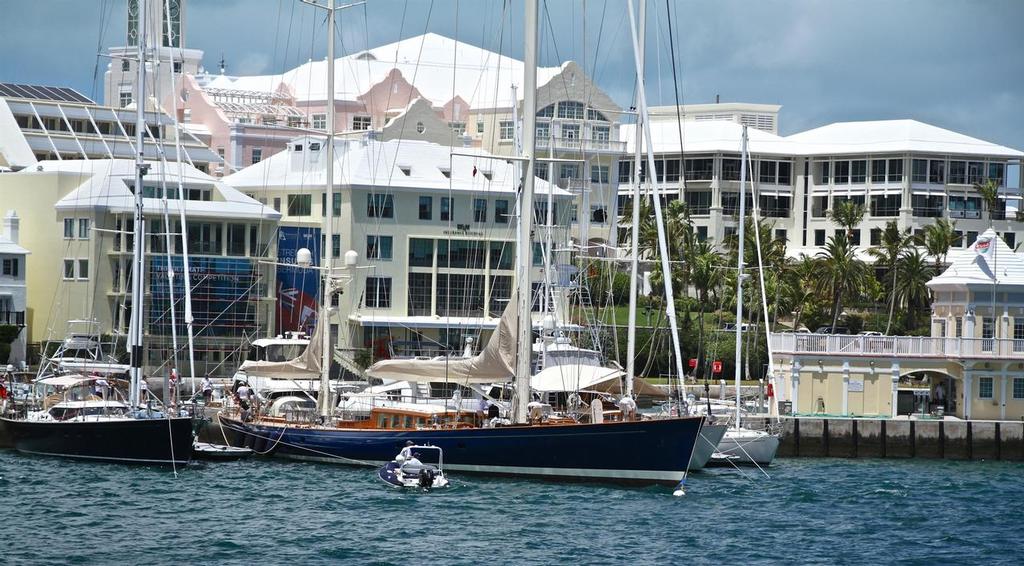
[791, 360, 801, 414]
[841, 360, 850, 416]
[890, 362, 900, 418]
[1001, 368, 1008, 421]
[963, 370, 973, 420]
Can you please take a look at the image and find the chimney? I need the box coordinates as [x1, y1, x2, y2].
[3, 210, 19, 245]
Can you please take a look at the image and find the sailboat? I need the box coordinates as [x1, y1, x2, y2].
[220, 0, 704, 485]
[0, 1, 193, 465]
[710, 126, 780, 467]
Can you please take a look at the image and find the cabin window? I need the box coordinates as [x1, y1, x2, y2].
[377, 414, 387, 428]
[390, 415, 401, 428]
[403, 416, 413, 429]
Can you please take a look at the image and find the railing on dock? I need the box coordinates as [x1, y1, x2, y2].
[770, 333, 1024, 359]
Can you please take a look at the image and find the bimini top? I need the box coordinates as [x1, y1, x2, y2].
[32, 159, 280, 221]
[928, 229, 1024, 290]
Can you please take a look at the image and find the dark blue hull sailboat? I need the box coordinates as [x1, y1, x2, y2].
[220, 415, 705, 484]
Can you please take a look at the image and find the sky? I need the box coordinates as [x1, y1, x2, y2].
[2, 0, 1023, 151]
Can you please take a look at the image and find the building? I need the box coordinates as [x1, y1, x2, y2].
[0, 159, 280, 377]
[772, 230, 1024, 421]
[648, 102, 781, 134]
[0, 82, 220, 173]
[619, 117, 1024, 256]
[225, 136, 574, 363]
[0, 210, 29, 366]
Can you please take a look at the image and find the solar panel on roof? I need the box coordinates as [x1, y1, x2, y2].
[0, 83, 94, 104]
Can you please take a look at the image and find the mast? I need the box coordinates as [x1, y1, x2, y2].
[513, 0, 540, 424]
[626, 0, 687, 399]
[129, 0, 149, 409]
[624, 0, 646, 399]
[734, 126, 749, 431]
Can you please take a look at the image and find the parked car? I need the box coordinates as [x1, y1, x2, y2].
[815, 326, 850, 334]
[858, 331, 883, 336]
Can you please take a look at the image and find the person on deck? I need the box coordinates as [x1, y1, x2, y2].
[934, 381, 947, 411]
[617, 395, 637, 421]
[201, 376, 214, 404]
[236, 382, 253, 420]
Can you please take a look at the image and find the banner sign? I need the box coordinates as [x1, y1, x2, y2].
[276, 226, 321, 335]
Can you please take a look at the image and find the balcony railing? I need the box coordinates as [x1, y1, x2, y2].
[771, 333, 1024, 359]
[0, 311, 26, 327]
[536, 137, 627, 153]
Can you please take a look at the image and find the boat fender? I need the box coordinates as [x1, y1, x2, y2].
[767, 383, 774, 398]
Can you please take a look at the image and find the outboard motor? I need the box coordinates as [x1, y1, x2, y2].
[419, 468, 435, 489]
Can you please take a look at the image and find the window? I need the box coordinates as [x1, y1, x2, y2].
[331, 193, 341, 217]
[1, 258, 18, 277]
[722, 192, 753, 216]
[870, 228, 882, 246]
[75, 218, 89, 239]
[618, 161, 633, 183]
[912, 195, 944, 218]
[121, 59, 130, 72]
[591, 205, 607, 224]
[948, 161, 966, 184]
[408, 273, 433, 316]
[495, 200, 510, 224]
[476, 121, 484, 134]
[849, 230, 862, 246]
[63, 259, 75, 279]
[537, 104, 555, 118]
[1005, 232, 1016, 249]
[870, 195, 901, 217]
[63, 218, 75, 239]
[331, 234, 340, 258]
[834, 161, 850, 184]
[364, 277, 392, 308]
[187, 222, 223, 255]
[418, 196, 432, 220]
[352, 116, 371, 130]
[557, 101, 585, 119]
[441, 197, 453, 221]
[759, 161, 777, 184]
[966, 231, 979, 246]
[722, 158, 741, 181]
[978, 377, 994, 400]
[560, 164, 580, 179]
[696, 226, 708, 242]
[437, 273, 485, 317]
[592, 125, 610, 141]
[287, 194, 312, 216]
[367, 193, 394, 218]
[449, 122, 465, 135]
[662, 159, 681, 182]
[473, 198, 487, 222]
[489, 241, 514, 270]
[561, 124, 580, 140]
[888, 159, 903, 183]
[815, 230, 826, 246]
[982, 317, 994, 352]
[989, 163, 1005, 186]
[1014, 378, 1024, 399]
[968, 161, 985, 184]
[409, 238, 434, 267]
[119, 90, 133, 108]
[929, 160, 945, 184]
[684, 191, 711, 215]
[775, 229, 787, 242]
[536, 121, 550, 140]
[912, 159, 928, 183]
[273, 197, 281, 212]
[684, 158, 714, 181]
[759, 195, 791, 218]
[77, 259, 89, 280]
[251, 148, 262, 164]
[871, 160, 887, 183]
[437, 240, 485, 269]
[956, 317, 963, 338]
[851, 160, 867, 184]
[812, 196, 829, 218]
[226, 224, 246, 256]
[499, 120, 514, 140]
[312, 114, 326, 129]
[817, 161, 830, 184]
[591, 165, 609, 184]
[777, 161, 792, 185]
[366, 235, 393, 260]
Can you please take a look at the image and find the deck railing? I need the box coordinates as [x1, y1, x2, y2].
[770, 333, 1024, 359]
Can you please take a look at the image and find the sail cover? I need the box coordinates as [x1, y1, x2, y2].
[365, 291, 520, 384]
[238, 314, 324, 378]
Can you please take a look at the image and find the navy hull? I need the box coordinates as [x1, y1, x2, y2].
[1, 417, 194, 465]
[221, 416, 705, 484]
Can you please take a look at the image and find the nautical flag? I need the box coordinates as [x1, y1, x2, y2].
[975, 236, 994, 260]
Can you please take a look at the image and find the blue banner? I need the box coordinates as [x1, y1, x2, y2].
[149, 255, 259, 338]
[276, 226, 321, 335]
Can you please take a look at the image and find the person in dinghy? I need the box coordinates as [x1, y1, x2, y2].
[377, 444, 450, 490]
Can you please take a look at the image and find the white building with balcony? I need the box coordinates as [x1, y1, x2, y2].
[772, 230, 1024, 421]
[0, 210, 29, 366]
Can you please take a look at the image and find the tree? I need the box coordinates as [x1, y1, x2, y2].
[922, 218, 957, 273]
[896, 248, 934, 330]
[686, 240, 725, 380]
[784, 255, 819, 331]
[974, 178, 1001, 228]
[815, 234, 869, 332]
[829, 199, 866, 242]
[868, 221, 914, 335]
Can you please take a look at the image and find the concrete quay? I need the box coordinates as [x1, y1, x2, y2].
[754, 417, 1024, 461]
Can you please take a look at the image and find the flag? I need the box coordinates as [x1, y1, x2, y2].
[472, 166, 478, 177]
[975, 236, 994, 260]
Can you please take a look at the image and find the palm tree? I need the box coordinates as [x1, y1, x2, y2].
[868, 221, 914, 334]
[922, 218, 957, 273]
[687, 240, 724, 379]
[815, 234, 869, 332]
[829, 199, 866, 243]
[896, 249, 934, 330]
[784, 255, 818, 331]
[975, 178, 1001, 228]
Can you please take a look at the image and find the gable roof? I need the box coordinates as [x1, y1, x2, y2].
[928, 229, 1024, 289]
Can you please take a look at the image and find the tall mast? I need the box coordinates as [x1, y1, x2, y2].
[624, 0, 646, 399]
[513, 0, 540, 424]
[734, 126, 749, 431]
[318, 0, 338, 419]
[128, 0, 149, 408]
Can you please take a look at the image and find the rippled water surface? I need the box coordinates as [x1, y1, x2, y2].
[1, 451, 1020, 565]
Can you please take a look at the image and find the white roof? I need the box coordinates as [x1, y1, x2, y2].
[620, 120, 800, 156]
[225, 136, 568, 197]
[783, 119, 1024, 158]
[928, 229, 1024, 289]
[0, 239, 28, 255]
[204, 33, 564, 110]
[30, 159, 280, 220]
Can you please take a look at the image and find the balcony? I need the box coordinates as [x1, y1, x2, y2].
[536, 137, 627, 153]
[771, 333, 1024, 360]
[0, 311, 26, 327]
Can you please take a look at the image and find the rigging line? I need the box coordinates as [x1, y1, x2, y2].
[664, 0, 687, 196]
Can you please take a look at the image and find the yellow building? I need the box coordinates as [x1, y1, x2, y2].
[772, 230, 1024, 421]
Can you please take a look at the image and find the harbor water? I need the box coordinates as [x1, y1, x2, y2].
[1, 451, 1019, 565]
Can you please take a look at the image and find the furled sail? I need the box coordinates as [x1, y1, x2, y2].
[365, 291, 520, 384]
[238, 315, 324, 377]
[531, 364, 667, 397]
